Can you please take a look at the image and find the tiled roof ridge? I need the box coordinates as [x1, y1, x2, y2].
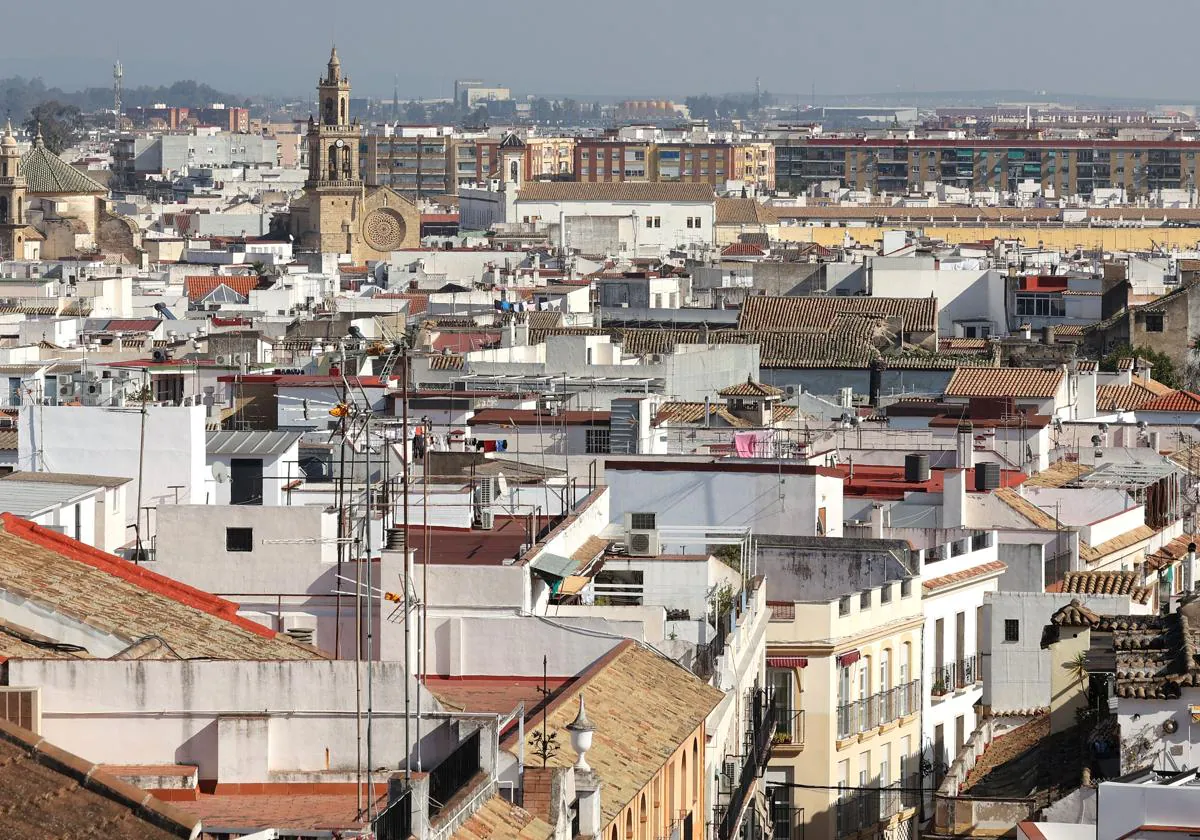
[0, 718, 201, 838]
[0, 513, 287, 645]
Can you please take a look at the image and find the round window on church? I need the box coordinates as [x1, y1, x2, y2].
[363, 208, 407, 252]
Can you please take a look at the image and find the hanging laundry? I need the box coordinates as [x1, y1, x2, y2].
[482, 440, 498, 452]
[497, 440, 508, 452]
[412, 434, 426, 458]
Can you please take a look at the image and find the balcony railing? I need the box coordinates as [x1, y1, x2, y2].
[836, 680, 920, 740]
[932, 655, 979, 696]
[772, 709, 805, 748]
[835, 775, 921, 834]
[715, 689, 777, 840]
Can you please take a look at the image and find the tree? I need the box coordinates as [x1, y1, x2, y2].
[1100, 344, 1180, 389]
[24, 100, 82, 154]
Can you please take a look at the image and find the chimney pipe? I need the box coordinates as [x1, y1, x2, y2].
[869, 359, 885, 407]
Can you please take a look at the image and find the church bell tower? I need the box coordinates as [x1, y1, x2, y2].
[308, 46, 360, 186]
[0, 121, 27, 261]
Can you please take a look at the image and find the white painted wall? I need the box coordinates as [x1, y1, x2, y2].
[206, 439, 300, 506]
[605, 465, 844, 538]
[17, 404, 207, 537]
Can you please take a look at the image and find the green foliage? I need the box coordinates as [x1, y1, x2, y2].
[1, 76, 246, 124]
[1100, 344, 1180, 388]
[25, 100, 82, 155]
[712, 544, 741, 572]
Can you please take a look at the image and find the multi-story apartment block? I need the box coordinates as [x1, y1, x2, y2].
[576, 140, 775, 191]
[774, 137, 1200, 197]
[447, 135, 500, 192]
[762, 536, 923, 840]
[363, 126, 452, 196]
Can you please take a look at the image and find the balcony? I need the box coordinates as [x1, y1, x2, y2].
[932, 656, 979, 697]
[772, 709, 805, 749]
[836, 680, 920, 740]
[714, 689, 777, 840]
[835, 775, 921, 834]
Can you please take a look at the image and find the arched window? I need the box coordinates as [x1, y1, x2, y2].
[691, 739, 699, 804]
[324, 98, 335, 125]
[639, 794, 648, 840]
[510, 159, 519, 182]
[342, 146, 353, 179]
[340, 99, 347, 123]
[625, 809, 634, 840]
[611, 827, 618, 840]
[880, 648, 891, 692]
[0, 196, 8, 224]
[1, 159, 6, 177]
[681, 749, 688, 811]
[15, 197, 20, 223]
[329, 145, 339, 181]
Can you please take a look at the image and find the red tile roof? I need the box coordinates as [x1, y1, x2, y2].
[405, 521, 533, 566]
[835, 465, 1026, 499]
[377, 292, 429, 314]
[184, 275, 258, 302]
[737, 295, 938, 333]
[431, 332, 502, 353]
[945, 367, 1064, 399]
[426, 676, 575, 714]
[720, 243, 767, 257]
[922, 560, 1007, 593]
[1137, 390, 1200, 412]
[172, 790, 386, 832]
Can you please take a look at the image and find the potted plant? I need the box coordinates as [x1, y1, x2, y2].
[932, 678, 947, 697]
[772, 730, 792, 745]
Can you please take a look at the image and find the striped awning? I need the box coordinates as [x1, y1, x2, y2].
[836, 650, 861, 667]
[767, 656, 808, 669]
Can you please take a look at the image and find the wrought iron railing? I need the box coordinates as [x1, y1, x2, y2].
[715, 689, 777, 840]
[772, 709, 805, 748]
[933, 656, 978, 695]
[373, 787, 413, 840]
[835, 775, 921, 834]
[836, 680, 920, 740]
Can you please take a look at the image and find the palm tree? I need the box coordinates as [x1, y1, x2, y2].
[1067, 651, 1090, 698]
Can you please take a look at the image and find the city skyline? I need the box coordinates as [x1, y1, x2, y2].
[4, 0, 1200, 101]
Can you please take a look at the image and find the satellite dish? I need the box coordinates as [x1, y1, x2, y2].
[212, 462, 229, 484]
[496, 472, 509, 498]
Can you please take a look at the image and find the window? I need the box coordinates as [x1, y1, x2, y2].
[900, 578, 912, 598]
[1145, 313, 1165, 332]
[879, 649, 891, 692]
[860, 590, 871, 610]
[226, 527, 254, 552]
[1015, 292, 1065, 318]
[645, 216, 661, 229]
[686, 217, 694, 228]
[629, 512, 656, 530]
[859, 658, 869, 699]
[586, 428, 611, 454]
[900, 642, 910, 685]
[1004, 618, 1020, 643]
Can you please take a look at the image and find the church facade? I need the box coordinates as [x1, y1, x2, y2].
[289, 49, 421, 261]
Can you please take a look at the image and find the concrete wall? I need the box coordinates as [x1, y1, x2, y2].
[870, 264, 1006, 336]
[6, 659, 447, 782]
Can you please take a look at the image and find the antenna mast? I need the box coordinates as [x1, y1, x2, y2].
[113, 60, 124, 130]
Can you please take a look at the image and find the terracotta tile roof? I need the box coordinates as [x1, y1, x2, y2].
[737, 295, 938, 333]
[0, 513, 323, 660]
[501, 641, 723, 828]
[1075, 359, 1098, 372]
[426, 677, 574, 716]
[720, 243, 767, 258]
[1143, 533, 1200, 573]
[655, 402, 752, 428]
[0, 719, 200, 839]
[517, 182, 715, 203]
[1096, 378, 1174, 411]
[184, 275, 258, 303]
[939, 337, 989, 352]
[1049, 600, 1200, 698]
[1062, 571, 1153, 604]
[1137, 390, 1200, 412]
[452, 794, 555, 840]
[1024, 460, 1091, 489]
[945, 367, 1064, 398]
[715, 197, 778, 226]
[717, 378, 783, 398]
[922, 560, 1007, 593]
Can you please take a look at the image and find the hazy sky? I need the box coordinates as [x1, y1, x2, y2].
[4, 0, 1199, 101]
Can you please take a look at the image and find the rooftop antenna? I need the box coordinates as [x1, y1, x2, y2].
[393, 74, 400, 122]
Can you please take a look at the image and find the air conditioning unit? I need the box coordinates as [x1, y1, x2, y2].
[56, 374, 75, 400]
[215, 354, 229, 365]
[627, 529, 660, 557]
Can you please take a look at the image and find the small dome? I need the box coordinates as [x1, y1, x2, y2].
[1, 121, 16, 150]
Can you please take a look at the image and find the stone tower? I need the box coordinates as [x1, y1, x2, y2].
[0, 121, 27, 261]
[290, 48, 420, 260]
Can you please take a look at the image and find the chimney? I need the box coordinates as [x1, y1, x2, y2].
[1020, 323, 1031, 341]
[1076, 365, 1097, 420]
[943, 468, 966, 529]
[957, 420, 975, 469]
[869, 359, 885, 406]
